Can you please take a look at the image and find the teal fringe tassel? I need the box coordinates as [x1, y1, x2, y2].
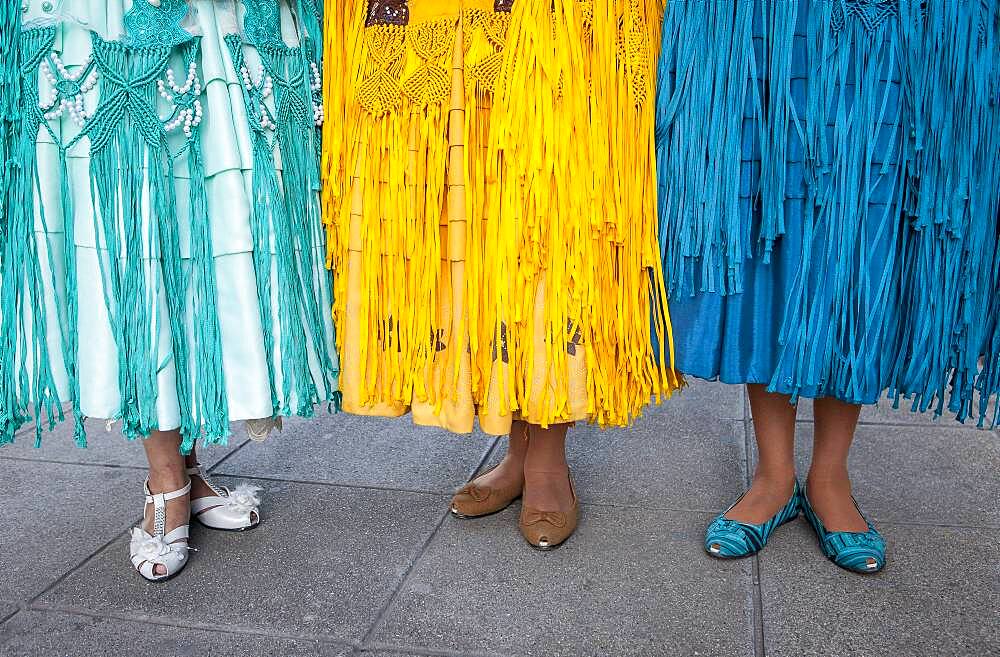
[0, 0, 25, 445]
[176, 41, 230, 452]
[771, 1, 908, 406]
[0, 0, 21, 255]
[2, 3, 337, 451]
[656, 1, 1000, 427]
[1, 28, 65, 447]
[225, 32, 338, 418]
[3, 23, 234, 451]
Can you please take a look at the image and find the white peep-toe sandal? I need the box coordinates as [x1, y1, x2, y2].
[187, 465, 262, 531]
[129, 480, 193, 582]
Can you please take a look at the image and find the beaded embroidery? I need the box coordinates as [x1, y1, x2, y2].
[367, 0, 409, 27]
[38, 53, 98, 126]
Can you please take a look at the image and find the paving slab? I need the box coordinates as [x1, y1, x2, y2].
[360, 653, 487, 657]
[758, 520, 1000, 657]
[0, 461, 144, 602]
[215, 414, 494, 494]
[36, 481, 446, 644]
[372, 506, 755, 657]
[747, 423, 1000, 526]
[570, 410, 745, 511]
[476, 409, 745, 513]
[360, 653, 490, 657]
[663, 377, 746, 421]
[3, 417, 248, 469]
[0, 609, 350, 657]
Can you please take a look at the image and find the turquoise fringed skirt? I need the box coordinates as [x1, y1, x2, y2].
[0, 0, 337, 451]
[656, 0, 1000, 425]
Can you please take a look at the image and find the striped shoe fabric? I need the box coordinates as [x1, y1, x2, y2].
[800, 489, 886, 575]
[705, 480, 801, 559]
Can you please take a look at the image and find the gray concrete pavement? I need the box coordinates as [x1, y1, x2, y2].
[1, 380, 997, 657]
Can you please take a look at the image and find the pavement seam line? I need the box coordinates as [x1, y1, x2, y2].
[210, 472, 734, 516]
[25, 523, 139, 607]
[470, 435, 502, 482]
[750, 555, 766, 657]
[19, 604, 360, 649]
[0, 604, 20, 626]
[364, 641, 512, 657]
[358, 505, 454, 648]
[0, 434, 250, 472]
[744, 414, 767, 657]
[207, 472, 452, 499]
[0, 454, 151, 471]
[349, 434, 509, 657]
[798, 418, 996, 431]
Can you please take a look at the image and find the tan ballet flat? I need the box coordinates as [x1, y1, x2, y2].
[450, 464, 523, 518]
[519, 475, 579, 551]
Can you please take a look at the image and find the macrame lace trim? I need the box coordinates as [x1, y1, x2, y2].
[356, 2, 653, 115]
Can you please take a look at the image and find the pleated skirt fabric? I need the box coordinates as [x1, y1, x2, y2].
[323, 0, 679, 436]
[1, 0, 337, 450]
[656, 0, 1000, 425]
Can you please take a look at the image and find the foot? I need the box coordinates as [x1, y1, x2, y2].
[473, 454, 524, 494]
[189, 472, 216, 502]
[451, 428, 528, 518]
[522, 465, 575, 515]
[186, 463, 262, 530]
[450, 453, 525, 518]
[139, 474, 192, 578]
[805, 476, 868, 533]
[519, 466, 578, 550]
[724, 473, 797, 524]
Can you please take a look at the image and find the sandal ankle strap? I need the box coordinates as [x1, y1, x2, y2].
[185, 465, 228, 497]
[143, 479, 192, 505]
[142, 479, 192, 539]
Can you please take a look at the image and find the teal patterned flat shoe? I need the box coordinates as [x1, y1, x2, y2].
[800, 489, 885, 574]
[705, 481, 801, 558]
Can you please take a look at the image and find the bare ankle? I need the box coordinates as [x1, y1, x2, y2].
[499, 449, 525, 469]
[751, 468, 796, 490]
[806, 468, 851, 489]
[147, 468, 189, 493]
[523, 458, 569, 477]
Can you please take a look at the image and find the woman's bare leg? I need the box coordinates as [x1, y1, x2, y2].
[522, 422, 574, 513]
[468, 419, 529, 490]
[726, 384, 798, 523]
[142, 429, 190, 577]
[808, 397, 868, 532]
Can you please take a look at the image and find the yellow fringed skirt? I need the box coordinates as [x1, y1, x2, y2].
[322, 0, 680, 435]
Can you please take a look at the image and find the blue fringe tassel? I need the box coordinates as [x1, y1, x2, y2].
[656, 0, 1000, 427]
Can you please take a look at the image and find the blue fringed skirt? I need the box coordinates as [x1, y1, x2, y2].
[656, 0, 1000, 425]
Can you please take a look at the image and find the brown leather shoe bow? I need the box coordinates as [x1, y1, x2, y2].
[449, 464, 523, 519]
[519, 475, 579, 551]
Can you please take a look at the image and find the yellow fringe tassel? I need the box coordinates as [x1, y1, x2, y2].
[323, 0, 681, 435]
